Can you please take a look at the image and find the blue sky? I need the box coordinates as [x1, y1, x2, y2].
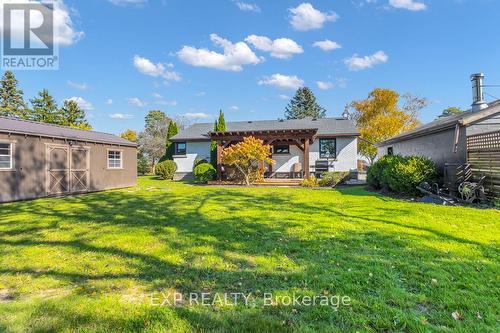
[9, 0, 500, 135]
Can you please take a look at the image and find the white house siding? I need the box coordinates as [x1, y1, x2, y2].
[173, 141, 211, 173]
[175, 137, 358, 176]
[310, 137, 358, 172]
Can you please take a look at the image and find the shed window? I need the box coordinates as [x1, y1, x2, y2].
[273, 145, 290, 154]
[387, 147, 394, 156]
[175, 142, 187, 155]
[0, 142, 12, 170]
[107, 150, 122, 169]
[319, 138, 337, 159]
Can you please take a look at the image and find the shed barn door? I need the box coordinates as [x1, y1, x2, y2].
[47, 145, 90, 195]
[70, 147, 90, 193]
[47, 145, 70, 195]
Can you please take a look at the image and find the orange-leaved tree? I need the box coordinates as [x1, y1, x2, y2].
[351, 88, 425, 164]
[222, 136, 275, 185]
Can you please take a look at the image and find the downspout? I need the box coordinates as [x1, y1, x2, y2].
[453, 123, 460, 153]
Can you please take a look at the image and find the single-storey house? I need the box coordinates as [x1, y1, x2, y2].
[0, 117, 137, 203]
[170, 117, 360, 180]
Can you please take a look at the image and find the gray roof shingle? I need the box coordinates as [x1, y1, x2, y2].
[172, 117, 359, 141]
[0, 117, 137, 147]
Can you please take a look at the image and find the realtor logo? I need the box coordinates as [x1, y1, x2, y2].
[2, 1, 59, 70]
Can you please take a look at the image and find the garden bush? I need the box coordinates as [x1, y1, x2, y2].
[318, 171, 349, 187]
[300, 176, 319, 188]
[194, 158, 209, 168]
[155, 160, 177, 180]
[368, 155, 437, 195]
[194, 163, 216, 183]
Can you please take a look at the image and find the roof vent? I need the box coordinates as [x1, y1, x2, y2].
[278, 118, 284, 122]
[471, 73, 488, 112]
[247, 121, 253, 124]
[312, 118, 317, 121]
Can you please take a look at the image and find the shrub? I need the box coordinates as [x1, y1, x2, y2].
[137, 154, 150, 175]
[367, 155, 396, 189]
[194, 163, 216, 183]
[194, 158, 209, 168]
[300, 176, 319, 188]
[155, 160, 177, 180]
[319, 171, 349, 187]
[368, 155, 437, 195]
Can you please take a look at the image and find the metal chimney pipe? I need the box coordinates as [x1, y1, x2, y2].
[471, 73, 488, 112]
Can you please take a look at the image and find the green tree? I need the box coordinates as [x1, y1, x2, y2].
[138, 110, 171, 170]
[28, 89, 60, 123]
[164, 121, 179, 160]
[285, 87, 326, 119]
[211, 110, 227, 166]
[440, 107, 464, 118]
[0, 70, 27, 118]
[60, 100, 92, 130]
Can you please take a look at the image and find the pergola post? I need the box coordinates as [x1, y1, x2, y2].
[304, 139, 310, 178]
[216, 141, 222, 181]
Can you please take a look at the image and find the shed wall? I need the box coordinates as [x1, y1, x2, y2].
[0, 132, 136, 203]
[377, 127, 468, 173]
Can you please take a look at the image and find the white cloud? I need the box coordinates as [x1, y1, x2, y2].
[195, 91, 207, 97]
[107, 0, 147, 5]
[245, 35, 303, 59]
[67, 80, 88, 91]
[106, 99, 113, 105]
[344, 51, 388, 71]
[183, 112, 211, 120]
[177, 34, 262, 72]
[229, 105, 239, 111]
[65, 97, 93, 110]
[110, 113, 134, 119]
[128, 97, 147, 107]
[133, 55, 181, 81]
[234, 1, 260, 12]
[313, 40, 342, 51]
[0, 0, 84, 46]
[259, 74, 304, 90]
[389, 0, 427, 11]
[316, 81, 333, 90]
[289, 3, 338, 31]
[278, 94, 290, 100]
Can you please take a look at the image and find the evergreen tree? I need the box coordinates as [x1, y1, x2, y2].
[0, 70, 27, 118]
[29, 89, 60, 123]
[211, 110, 227, 166]
[439, 107, 464, 118]
[285, 87, 326, 119]
[216, 110, 226, 131]
[164, 121, 179, 160]
[60, 99, 92, 130]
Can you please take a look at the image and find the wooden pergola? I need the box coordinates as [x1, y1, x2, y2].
[209, 128, 318, 180]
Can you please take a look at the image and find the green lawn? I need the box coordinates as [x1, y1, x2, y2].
[0, 177, 498, 332]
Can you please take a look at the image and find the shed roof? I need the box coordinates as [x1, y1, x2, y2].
[172, 117, 359, 141]
[0, 117, 137, 147]
[376, 100, 500, 147]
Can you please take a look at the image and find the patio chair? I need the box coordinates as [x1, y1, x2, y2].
[292, 162, 302, 179]
[315, 160, 329, 178]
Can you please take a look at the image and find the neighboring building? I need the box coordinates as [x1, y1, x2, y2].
[170, 117, 360, 180]
[376, 74, 500, 196]
[0, 117, 137, 203]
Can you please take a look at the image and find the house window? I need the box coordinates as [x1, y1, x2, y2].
[273, 145, 290, 154]
[0, 142, 12, 170]
[175, 142, 187, 155]
[387, 147, 394, 156]
[107, 150, 122, 169]
[319, 138, 336, 159]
